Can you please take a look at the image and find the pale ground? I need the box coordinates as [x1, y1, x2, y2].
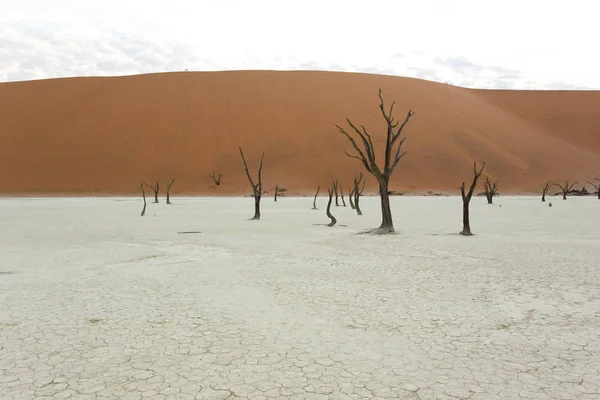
[1, 195, 599, 400]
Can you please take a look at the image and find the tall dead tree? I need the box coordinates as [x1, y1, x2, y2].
[353, 172, 366, 216]
[348, 188, 356, 209]
[541, 182, 550, 202]
[337, 89, 414, 233]
[331, 178, 340, 206]
[326, 187, 337, 227]
[274, 184, 280, 202]
[587, 178, 600, 199]
[554, 181, 577, 200]
[140, 182, 147, 216]
[239, 147, 264, 220]
[483, 177, 498, 204]
[460, 161, 485, 236]
[209, 171, 223, 186]
[312, 186, 320, 210]
[149, 178, 160, 203]
[165, 179, 175, 205]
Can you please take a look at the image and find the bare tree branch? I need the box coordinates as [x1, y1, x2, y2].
[239, 147, 265, 220]
[460, 161, 485, 236]
[166, 179, 175, 205]
[312, 186, 320, 210]
[209, 171, 223, 186]
[337, 89, 415, 233]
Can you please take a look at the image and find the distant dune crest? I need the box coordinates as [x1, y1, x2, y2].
[0, 71, 599, 195]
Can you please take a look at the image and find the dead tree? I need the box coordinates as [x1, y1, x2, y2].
[460, 161, 485, 236]
[337, 89, 414, 233]
[209, 171, 223, 186]
[483, 177, 498, 204]
[339, 184, 346, 207]
[326, 187, 337, 227]
[348, 188, 356, 209]
[140, 182, 147, 216]
[312, 186, 320, 210]
[165, 179, 175, 205]
[587, 178, 600, 199]
[239, 147, 264, 220]
[149, 178, 160, 203]
[331, 178, 340, 206]
[541, 182, 550, 202]
[554, 181, 577, 200]
[274, 184, 280, 202]
[353, 172, 366, 216]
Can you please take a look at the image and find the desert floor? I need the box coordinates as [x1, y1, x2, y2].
[1, 196, 599, 399]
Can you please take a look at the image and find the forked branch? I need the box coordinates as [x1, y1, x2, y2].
[553, 180, 577, 200]
[460, 161, 486, 236]
[542, 182, 550, 202]
[166, 179, 175, 205]
[239, 147, 265, 220]
[209, 171, 223, 186]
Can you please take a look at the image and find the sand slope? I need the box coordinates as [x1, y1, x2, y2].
[1, 71, 599, 195]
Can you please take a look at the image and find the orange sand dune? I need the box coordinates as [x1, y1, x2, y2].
[1, 71, 599, 196]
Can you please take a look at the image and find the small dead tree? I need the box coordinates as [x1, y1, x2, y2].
[339, 184, 346, 207]
[542, 182, 550, 202]
[326, 187, 337, 227]
[140, 182, 147, 216]
[331, 177, 340, 206]
[209, 171, 223, 186]
[348, 188, 356, 209]
[165, 179, 175, 205]
[239, 147, 264, 220]
[149, 178, 160, 203]
[337, 89, 415, 233]
[460, 161, 485, 236]
[554, 181, 577, 200]
[312, 186, 320, 210]
[483, 177, 498, 204]
[353, 172, 366, 216]
[274, 184, 280, 202]
[587, 178, 600, 199]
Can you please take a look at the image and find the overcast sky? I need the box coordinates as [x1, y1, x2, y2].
[1, 0, 598, 89]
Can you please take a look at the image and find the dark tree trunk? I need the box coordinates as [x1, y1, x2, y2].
[355, 191, 363, 215]
[348, 189, 355, 209]
[353, 172, 365, 216]
[542, 182, 550, 202]
[326, 188, 337, 227]
[140, 182, 147, 217]
[153, 190, 159, 203]
[165, 179, 175, 205]
[253, 195, 261, 220]
[461, 198, 472, 235]
[460, 162, 485, 236]
[562, 193, 567, 200]
[486, 193, 493, 204]
[239, 147, 264, 220]
[274, 185, 279, 202]
[312, 186, 320, 210]
[340, 185, 346, 207]
[333, 179, 340, 206]
[378, 180, 394, 233]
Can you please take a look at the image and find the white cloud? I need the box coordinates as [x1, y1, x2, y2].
[1, 0, 599, 89]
